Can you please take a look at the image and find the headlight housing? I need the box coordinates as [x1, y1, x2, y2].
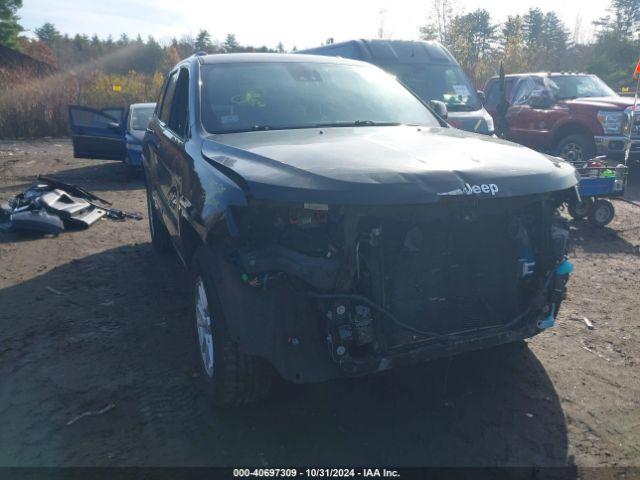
[623, 106, 639, 136]
[597, 110, 623, 134]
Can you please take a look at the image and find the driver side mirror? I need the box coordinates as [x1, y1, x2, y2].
[477, 90, 486, 104]
[429, 100, 448, 120]
[528, 90, 553, 109]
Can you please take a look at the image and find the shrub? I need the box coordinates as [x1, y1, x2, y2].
[0, 69, 163, 138]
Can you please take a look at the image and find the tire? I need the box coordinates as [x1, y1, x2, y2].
[557, 134, 596, 162]
[146, 189, 173, 253]
[568, 198, 593, 220]
[192, 247, 272, 407]
[588, 199, 615, 228]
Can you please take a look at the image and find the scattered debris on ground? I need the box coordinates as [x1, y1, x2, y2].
[0, 175, 141, 235]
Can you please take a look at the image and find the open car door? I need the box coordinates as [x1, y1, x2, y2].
[68, 106, 126, 160]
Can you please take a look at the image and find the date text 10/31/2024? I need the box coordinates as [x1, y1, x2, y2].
[233, 468, 401, 478]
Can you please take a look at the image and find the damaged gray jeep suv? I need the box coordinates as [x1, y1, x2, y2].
[143, 53, 579, 406]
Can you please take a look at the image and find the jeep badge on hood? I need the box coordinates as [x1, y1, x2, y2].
[438, 183, 500, 196]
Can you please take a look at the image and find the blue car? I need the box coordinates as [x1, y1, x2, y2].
[68, 102, 156, 167]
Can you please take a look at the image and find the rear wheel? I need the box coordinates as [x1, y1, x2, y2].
[568, 198, 593, 220]
[557, 134, 596, 162]
[146, 189, 172, 253]
[588, 199, 615, 228]
[192, 247, 272, 407]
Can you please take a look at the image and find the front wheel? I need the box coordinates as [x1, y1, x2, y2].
[192, 247, 272, 407]
[568, 198, 593, 220]
[588, 199, 615, 228]
[557, 134, 596, 162]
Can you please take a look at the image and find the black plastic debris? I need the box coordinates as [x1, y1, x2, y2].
[0, 175, 141, 236]
[3, 209, 64, 235]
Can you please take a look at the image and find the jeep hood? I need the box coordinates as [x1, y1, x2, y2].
[202, 126, 578, 205]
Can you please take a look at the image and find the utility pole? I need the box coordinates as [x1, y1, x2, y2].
[378, 9, 388, 39]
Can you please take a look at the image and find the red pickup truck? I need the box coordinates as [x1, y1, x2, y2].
[483, 73, 638, 161]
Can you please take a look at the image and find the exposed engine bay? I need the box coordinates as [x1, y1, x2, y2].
[227, 190, 573, 380]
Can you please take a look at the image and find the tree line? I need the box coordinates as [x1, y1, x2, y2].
[419, 0, 640, 90]
[10, 22, 284, 74]
[1, 0, 638, 89]
[0, 0, 638, 138]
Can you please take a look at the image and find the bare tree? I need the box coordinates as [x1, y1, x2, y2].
[573, 13, 583, 45]
[419, 0, 456, 44]
[378, 8, 387, 39]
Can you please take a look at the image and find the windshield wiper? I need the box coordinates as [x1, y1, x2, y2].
[314, 120, 402, 128]
[213, 121, 403, 134]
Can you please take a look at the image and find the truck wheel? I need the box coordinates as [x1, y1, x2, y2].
[588, 199, 615, 228]
[568, 198, 593, 220]
[557, 134, 596, 162]
[146, 189, 172, 253]
[192, 247, 272, 407]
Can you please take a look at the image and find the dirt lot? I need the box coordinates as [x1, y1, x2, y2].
[0, 138, 639, 468]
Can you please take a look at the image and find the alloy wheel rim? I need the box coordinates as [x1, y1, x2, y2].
[195, 277, 214, 377]
[561, 142, 583, 162]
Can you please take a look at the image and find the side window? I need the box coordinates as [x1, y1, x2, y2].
[485, 79, 515, 109]
[155, 80, 167, 117]
[484, 81, 498, 109]
[159, 71, 178, 124]
[168, 69, 189, 137]
[70, 108, 118, 128]
[512, 77, 537, 105]
[101, 108, 124, 124]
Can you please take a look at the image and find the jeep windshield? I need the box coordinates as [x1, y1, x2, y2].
[549, 75, 617, 100]
[382, 63, 482, 112]
[200, 62, 441, 134]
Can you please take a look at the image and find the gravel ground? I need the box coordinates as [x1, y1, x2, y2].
[0, 139, 639, 468]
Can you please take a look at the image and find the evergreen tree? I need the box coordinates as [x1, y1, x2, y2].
[223, 33, 239, 52]
[34, 22, 60, 46]
[523, 8, 544, 48]
[540, 12, 570, 69]
[447, 9, 497, 75]
[194, 29, 212, 52]
[500, 15, 527, 72]
[0, 0, 22, 48]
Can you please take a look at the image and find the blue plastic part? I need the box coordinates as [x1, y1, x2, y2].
[556, 260, 574, 275]
[578, 177, 615, 197]
[538, 315, 556, 330]
[538, 303, 556, 330]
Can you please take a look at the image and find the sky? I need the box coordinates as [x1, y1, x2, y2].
[19, 0, 608, 49]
